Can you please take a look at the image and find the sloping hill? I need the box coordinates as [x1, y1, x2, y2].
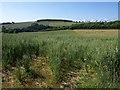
[2, 19, 75, 29]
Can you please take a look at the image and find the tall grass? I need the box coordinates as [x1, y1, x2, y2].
[2, 30, 119, 87]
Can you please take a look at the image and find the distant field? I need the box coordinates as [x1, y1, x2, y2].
[2, 22, 33, 29]
[49, 22, 75, 27]
[2, 30, 119, 88]
[73, 29, 118, 36]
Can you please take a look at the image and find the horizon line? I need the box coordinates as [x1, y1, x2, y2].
[0, 18, 118, 23]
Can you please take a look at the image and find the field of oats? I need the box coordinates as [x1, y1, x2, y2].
[2, 29, 120, 88]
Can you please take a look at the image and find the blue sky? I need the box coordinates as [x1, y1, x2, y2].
[1, 2, 118, 22]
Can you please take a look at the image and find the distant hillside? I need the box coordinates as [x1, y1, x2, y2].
[1, 19, 120, 33]
[1, 19, 75, 29]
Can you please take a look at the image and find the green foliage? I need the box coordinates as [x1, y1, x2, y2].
[22, 55, 30, 73]
[28, 69, 39, 79]
[2, 37, 40, 68]
[15, 67, 22, 83]
[22, 55, 39, 79]
[70, 21, 120, 29]
[2, 30, 119, 87]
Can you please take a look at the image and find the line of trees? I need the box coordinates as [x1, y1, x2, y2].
[70, 21, 120, 29]
[1, 22, 15, 25]
[37, 19, 73, 22]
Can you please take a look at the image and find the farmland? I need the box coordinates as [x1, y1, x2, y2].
[2, 29, 119, 88]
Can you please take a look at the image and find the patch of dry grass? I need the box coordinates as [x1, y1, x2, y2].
[73, 29, 118, 37]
